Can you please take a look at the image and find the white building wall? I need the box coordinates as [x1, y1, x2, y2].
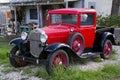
[84, 0, 113, 16]
[73, 0, 113, 16]
[0, 0, 9, 3]
[74, 0, 83, 8]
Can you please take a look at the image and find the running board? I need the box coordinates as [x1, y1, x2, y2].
[80, 52, 102, 58]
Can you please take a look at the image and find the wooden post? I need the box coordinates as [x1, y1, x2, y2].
[37, 5, 40, 28]
[37, 5, 43, 27]
[65, 1, 68, 8]
[111, 0, 120, 15]
[14, 6, 17, 33]
[39, 5, 43, 27]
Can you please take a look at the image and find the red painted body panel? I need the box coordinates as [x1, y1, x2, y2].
[41, 25, 71, 44]
[42, 8, 97, 48]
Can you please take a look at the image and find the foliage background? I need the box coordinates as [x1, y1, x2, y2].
[97, 15, 120, 27]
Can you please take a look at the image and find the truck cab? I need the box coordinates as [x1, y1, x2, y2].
[42, 8, 96, 52]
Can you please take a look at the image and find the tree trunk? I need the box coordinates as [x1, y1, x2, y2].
[111, 0, 120, 15]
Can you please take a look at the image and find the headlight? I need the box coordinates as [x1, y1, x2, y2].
[21, 32, 28, 40]
[40, 32, 48, 43]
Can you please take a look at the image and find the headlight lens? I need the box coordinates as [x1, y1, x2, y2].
[40, 32, 48, 43]
[21, 32, 28, 40]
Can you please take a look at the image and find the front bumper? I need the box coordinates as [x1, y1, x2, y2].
[7, 52, 46, 65]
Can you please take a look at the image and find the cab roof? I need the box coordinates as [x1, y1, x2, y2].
[48, 8, 96, 14]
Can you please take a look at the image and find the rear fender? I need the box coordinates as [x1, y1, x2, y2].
[9, 37, 25, 48]
[101, 32, 115, 48]
[44, 43, 80, 59]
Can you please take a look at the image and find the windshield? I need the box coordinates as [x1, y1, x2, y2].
[50, 14, 77, 25]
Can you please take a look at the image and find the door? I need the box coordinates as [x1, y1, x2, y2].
[78, 13, 96, 48]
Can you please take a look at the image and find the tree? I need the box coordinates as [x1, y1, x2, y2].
[111, 0, 120, 15]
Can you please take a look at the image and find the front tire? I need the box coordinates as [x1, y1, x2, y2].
[100, 40, 112, 59]
[9, 46, 28, 67]
[46, 49, 69, 74]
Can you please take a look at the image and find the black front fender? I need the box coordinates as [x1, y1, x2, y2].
[44, 43, 80, 59]
[9, 37, 25, 48]
[44, 43, 70, 52]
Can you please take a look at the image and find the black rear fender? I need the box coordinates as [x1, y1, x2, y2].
[93, 32, 115, 51]
[44, 43, 80, 60]
[101, 32, 115, 48]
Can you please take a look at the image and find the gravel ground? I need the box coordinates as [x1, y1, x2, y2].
[76, 46, 120, 70]
[0, 46, 120, 80]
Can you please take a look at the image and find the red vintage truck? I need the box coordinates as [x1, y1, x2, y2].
[8, 8, 115, 74]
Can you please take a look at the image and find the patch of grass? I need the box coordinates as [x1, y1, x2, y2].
[0, 42, 12, 64]
[109, 49, 117, 60]
[79, 58, 89, 64]
[33, 63, 120, 80]
[0, 38, 4, 42]
[34, 66, 49, 79]
[2, 63, 12, 68]
[112, 49, 117, 55]
[91, 56, 103, 62]
[21, 67, 33, 76]
[102, 63, 120, 79]
[1, 67, 18, 74]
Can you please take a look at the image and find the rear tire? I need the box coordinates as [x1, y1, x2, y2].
[46, 49, 69, 74]
[100, 40, 112, 59]
[9, 46, 28, 67]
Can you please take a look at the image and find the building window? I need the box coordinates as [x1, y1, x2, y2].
[30, 9, 37, 19]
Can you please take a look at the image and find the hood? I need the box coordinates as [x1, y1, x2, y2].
[42, 25, 70, 34]
[41, 25, 71, 44]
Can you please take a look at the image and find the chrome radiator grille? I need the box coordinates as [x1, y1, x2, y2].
[29, 29, 43, 58]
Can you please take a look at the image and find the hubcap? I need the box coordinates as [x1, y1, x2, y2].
[104, 42, 112, 57]
[53, 53, 67, 67]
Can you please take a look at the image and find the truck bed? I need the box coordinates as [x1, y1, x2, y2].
[96, 26, 120, 45]
[96, 26, 114, 34]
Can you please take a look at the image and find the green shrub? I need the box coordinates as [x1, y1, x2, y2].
[97, 15, 120, 27]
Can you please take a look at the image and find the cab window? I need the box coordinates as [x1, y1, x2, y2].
[51, 14, 77, 25]
[80, 13, 94, 26]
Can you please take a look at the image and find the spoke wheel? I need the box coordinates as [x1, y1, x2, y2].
[46, 50, 69, 74]
[9, 46, 28, 67]
[72, 36, 83, 55]
[101, 40, 112, 59]
[68, 33, 84, 56]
